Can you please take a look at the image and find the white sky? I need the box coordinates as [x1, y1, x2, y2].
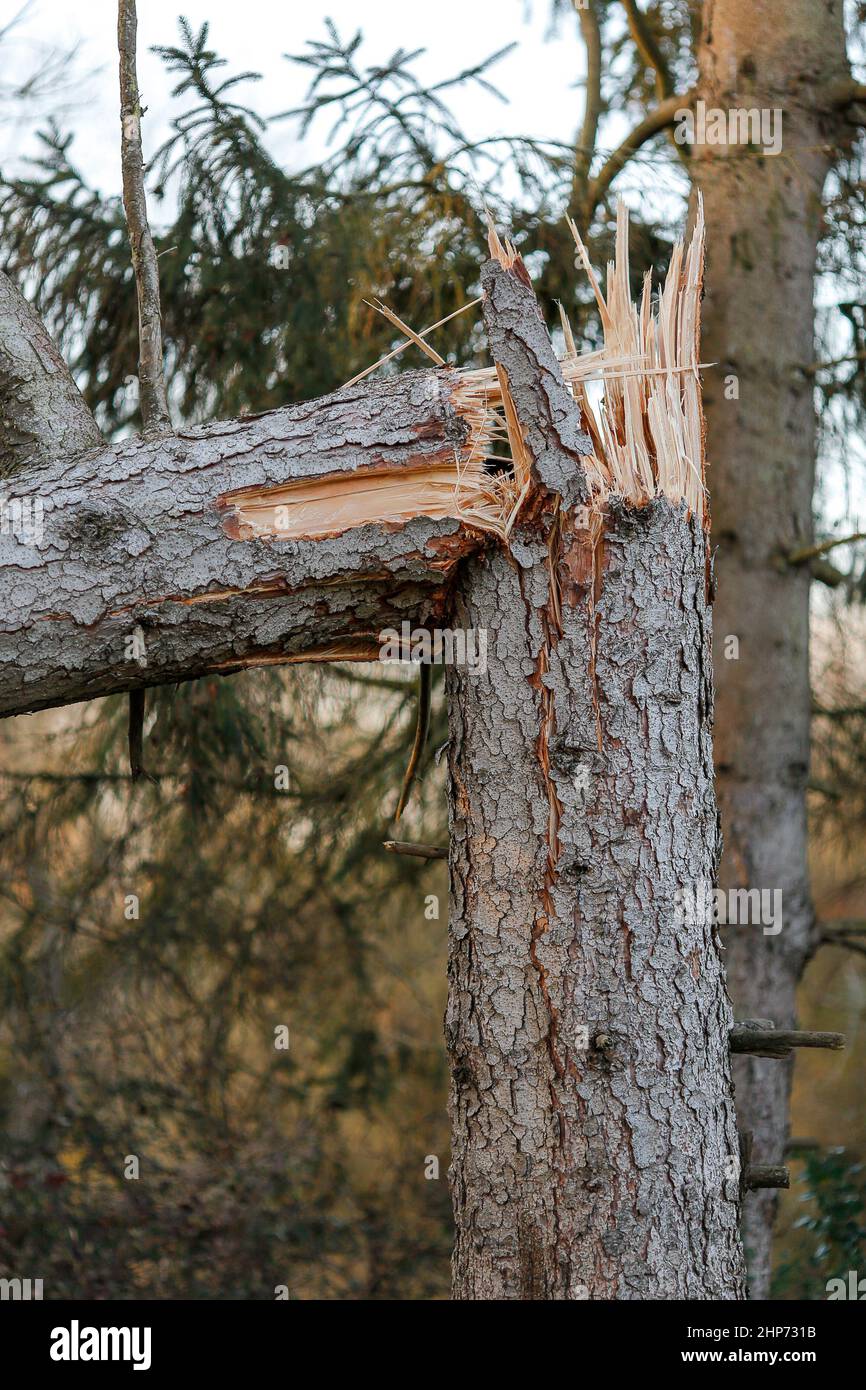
[1, 0, 860, 538]
[0, 0, 595, 201]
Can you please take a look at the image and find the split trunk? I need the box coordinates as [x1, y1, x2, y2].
[0, 230, 746, 1297]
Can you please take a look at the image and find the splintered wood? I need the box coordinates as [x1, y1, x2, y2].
[463, 196, 708, 530]
[223, 200, 707, 546]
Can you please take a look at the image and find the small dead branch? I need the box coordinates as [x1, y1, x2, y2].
[744, 1165, 790, 1191]
[382, 839, 447, 861]
[730, 1024, 845, 1058]
[784, 532, 866, 566]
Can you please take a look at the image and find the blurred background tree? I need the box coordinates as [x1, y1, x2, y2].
[0, 2, 864, 1298]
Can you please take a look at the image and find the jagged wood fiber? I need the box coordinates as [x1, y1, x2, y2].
[0, 208, 746, 1301]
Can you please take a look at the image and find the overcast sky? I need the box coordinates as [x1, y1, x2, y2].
[0, 0, 594, 202]
[1, 2, 860, 536]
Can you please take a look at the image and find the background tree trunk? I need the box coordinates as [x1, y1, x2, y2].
[444, 258, 745, 1300]
[694, 0, 852, 1296]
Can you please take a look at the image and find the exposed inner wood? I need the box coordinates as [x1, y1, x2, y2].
[219, 460, 487, 541]
[218, 199, 708, 551]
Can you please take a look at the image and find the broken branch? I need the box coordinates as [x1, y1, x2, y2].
[729, 1024, 845, 1058]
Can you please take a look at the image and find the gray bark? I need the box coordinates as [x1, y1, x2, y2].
[444, 259, 745, 1300]
[0, 271, 102, 477]
[0, 370, 481, 715]
[1, 240, 747, 1302]
[694, 0, 852, 1297]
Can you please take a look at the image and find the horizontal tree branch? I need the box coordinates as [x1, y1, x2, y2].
[0, 369, 490, 717]
[819, 922, 866, 958]
[382, 839, 447, 860]
[730, 1025, 845, 1058]
[744, 1164, 789, 1191]
[587, 90, 694, 215]
[785, 532, 866, 565]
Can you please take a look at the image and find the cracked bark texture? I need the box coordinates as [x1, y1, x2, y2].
[0, 271, 102, 478]
[444, 258, 745, 1300]
[446, 506, 744, 1300]
[0, 370, 482, 715]
[694, 0, 853, 1297]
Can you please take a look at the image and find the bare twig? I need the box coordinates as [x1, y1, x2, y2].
[785, 532, 866, 565]
[804, 347, 866, 376]
[365, 300, 446, 367]
[340, 298, 481, 390]
[382, 839, 447, 861]
[393, 664, 433, 822]
[127, 687, 146, 780]
[819, 922, 866, 958]
[812, 706, 866, 719]
[118, 0, 171, 436]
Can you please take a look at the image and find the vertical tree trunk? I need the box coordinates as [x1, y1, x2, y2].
[694, 0, 851, 1297]
[444, 255, 745, 1299]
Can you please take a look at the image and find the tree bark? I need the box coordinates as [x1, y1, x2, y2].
[0, 370, 486, 715]
[1, 227, 747, 1302]
[444, 257, 745, 1299]
[0, 271, 102, 477]
[693, 0, 852, 1297]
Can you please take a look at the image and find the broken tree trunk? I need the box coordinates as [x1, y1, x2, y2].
[1, 197, 746, 1298]
[444, 226, 745, 1300]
